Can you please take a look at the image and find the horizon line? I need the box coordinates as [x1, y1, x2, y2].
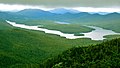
[0, 3, 120, 13]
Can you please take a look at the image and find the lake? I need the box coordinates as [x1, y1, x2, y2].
[6, 20, 119, 40]
[55, 21, 70, 24]
[82, 26, 119, 40]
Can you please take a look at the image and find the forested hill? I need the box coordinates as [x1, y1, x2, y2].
[42, 38, 120, 68]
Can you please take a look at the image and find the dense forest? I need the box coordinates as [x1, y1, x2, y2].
[0, 20, 100, 68]
[42, 38, 120, 68]
[0, 9, 120, 68]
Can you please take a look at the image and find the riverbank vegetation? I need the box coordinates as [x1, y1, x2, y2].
[12, 20, 94, 34]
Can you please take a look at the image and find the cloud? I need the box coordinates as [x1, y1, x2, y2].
[0, 4, 54, 12]
[0, 3, 120, 13]
[73, 7, 120, 12]
[0, 0, 120, 8]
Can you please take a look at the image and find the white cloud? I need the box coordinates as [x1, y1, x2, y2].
[0, 3, 120, 13]
[72, 7, 120, 12]
[0, 3, 53, 12]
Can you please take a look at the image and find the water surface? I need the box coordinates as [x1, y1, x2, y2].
[55, 21, 70, 24]
[82, 26, 119, 40]
[6, 20, 119, 40]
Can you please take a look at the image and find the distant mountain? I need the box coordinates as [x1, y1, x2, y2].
[88, 12, 112, 15]
[16, 9, 54, 17]
[0, 12, 17, 20]
[0, 9, 120, 23]
[49, 8, 80, 14]
[67, 12, 120, 23]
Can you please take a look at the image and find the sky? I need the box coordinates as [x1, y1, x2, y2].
[0, 0, 120, 7]
[0, 0, 120, 12]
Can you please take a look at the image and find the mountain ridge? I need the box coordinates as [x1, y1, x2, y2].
[49, 8, 80, 14]
[0, 9, 120, 24]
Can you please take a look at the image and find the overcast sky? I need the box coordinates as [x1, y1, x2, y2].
[0, 0, 120, 8]
[0, 0, 120, 12]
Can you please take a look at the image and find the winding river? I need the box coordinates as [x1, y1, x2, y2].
[82, 26, 119, 40]
[6, 20, 119, 40]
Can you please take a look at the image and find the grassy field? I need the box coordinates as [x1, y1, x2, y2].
[0, 20, 101, 68]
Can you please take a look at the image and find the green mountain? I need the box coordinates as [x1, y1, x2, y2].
[43, 38, 120, 68]
[0, 9, 120, 68]
[15, 9, 55, 19]
[1, 9, 120, 22]
[0, 19, 119, 68]
[1, 9, 119, 33]
[0, 19, 99, 68]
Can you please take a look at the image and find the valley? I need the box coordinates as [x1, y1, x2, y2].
[6, 20, 119, 40]
[0, 20, 101, 67]
[0, 8, 120, 68]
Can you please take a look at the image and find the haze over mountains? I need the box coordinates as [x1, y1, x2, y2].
[49, 8, 80, 14]
[0, 8, 120, 23]
[0, 7, 120, 14]
[49, 8, 116, 15]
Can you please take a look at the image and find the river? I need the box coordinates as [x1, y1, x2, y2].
[6, 20, 119, 40]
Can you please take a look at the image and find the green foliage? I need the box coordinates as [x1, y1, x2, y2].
[0, 20, 100, 68]
[0, 10, 120, 68]
[104, 35, 120, 40]
[13, 19, 93, 34]
[43, 38, 120, 68]
[0, 20, 13, 30]
[74, 33, 84, 36]
[84, 21, 120, 33]
[75, 17, 120, 33]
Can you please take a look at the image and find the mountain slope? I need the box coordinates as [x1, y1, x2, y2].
[0, 20, 99, 68]
[0, 9, 120, 33]
[1, 9, 120, 22]
[49, 8, 80, 14]
[15, 9, 55, 19]
[43, 38, 120, 68]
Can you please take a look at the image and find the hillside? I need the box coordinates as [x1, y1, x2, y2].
[0, 9, 120, 33]
[11, 20, 93, 34]
[0, 9, 120, 68]
[0, 20, 100, 68]
[43, 38, 120, 68]
[1, 9, 120, 22]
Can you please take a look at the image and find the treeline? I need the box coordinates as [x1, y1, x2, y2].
[42, 38, 120, 68]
